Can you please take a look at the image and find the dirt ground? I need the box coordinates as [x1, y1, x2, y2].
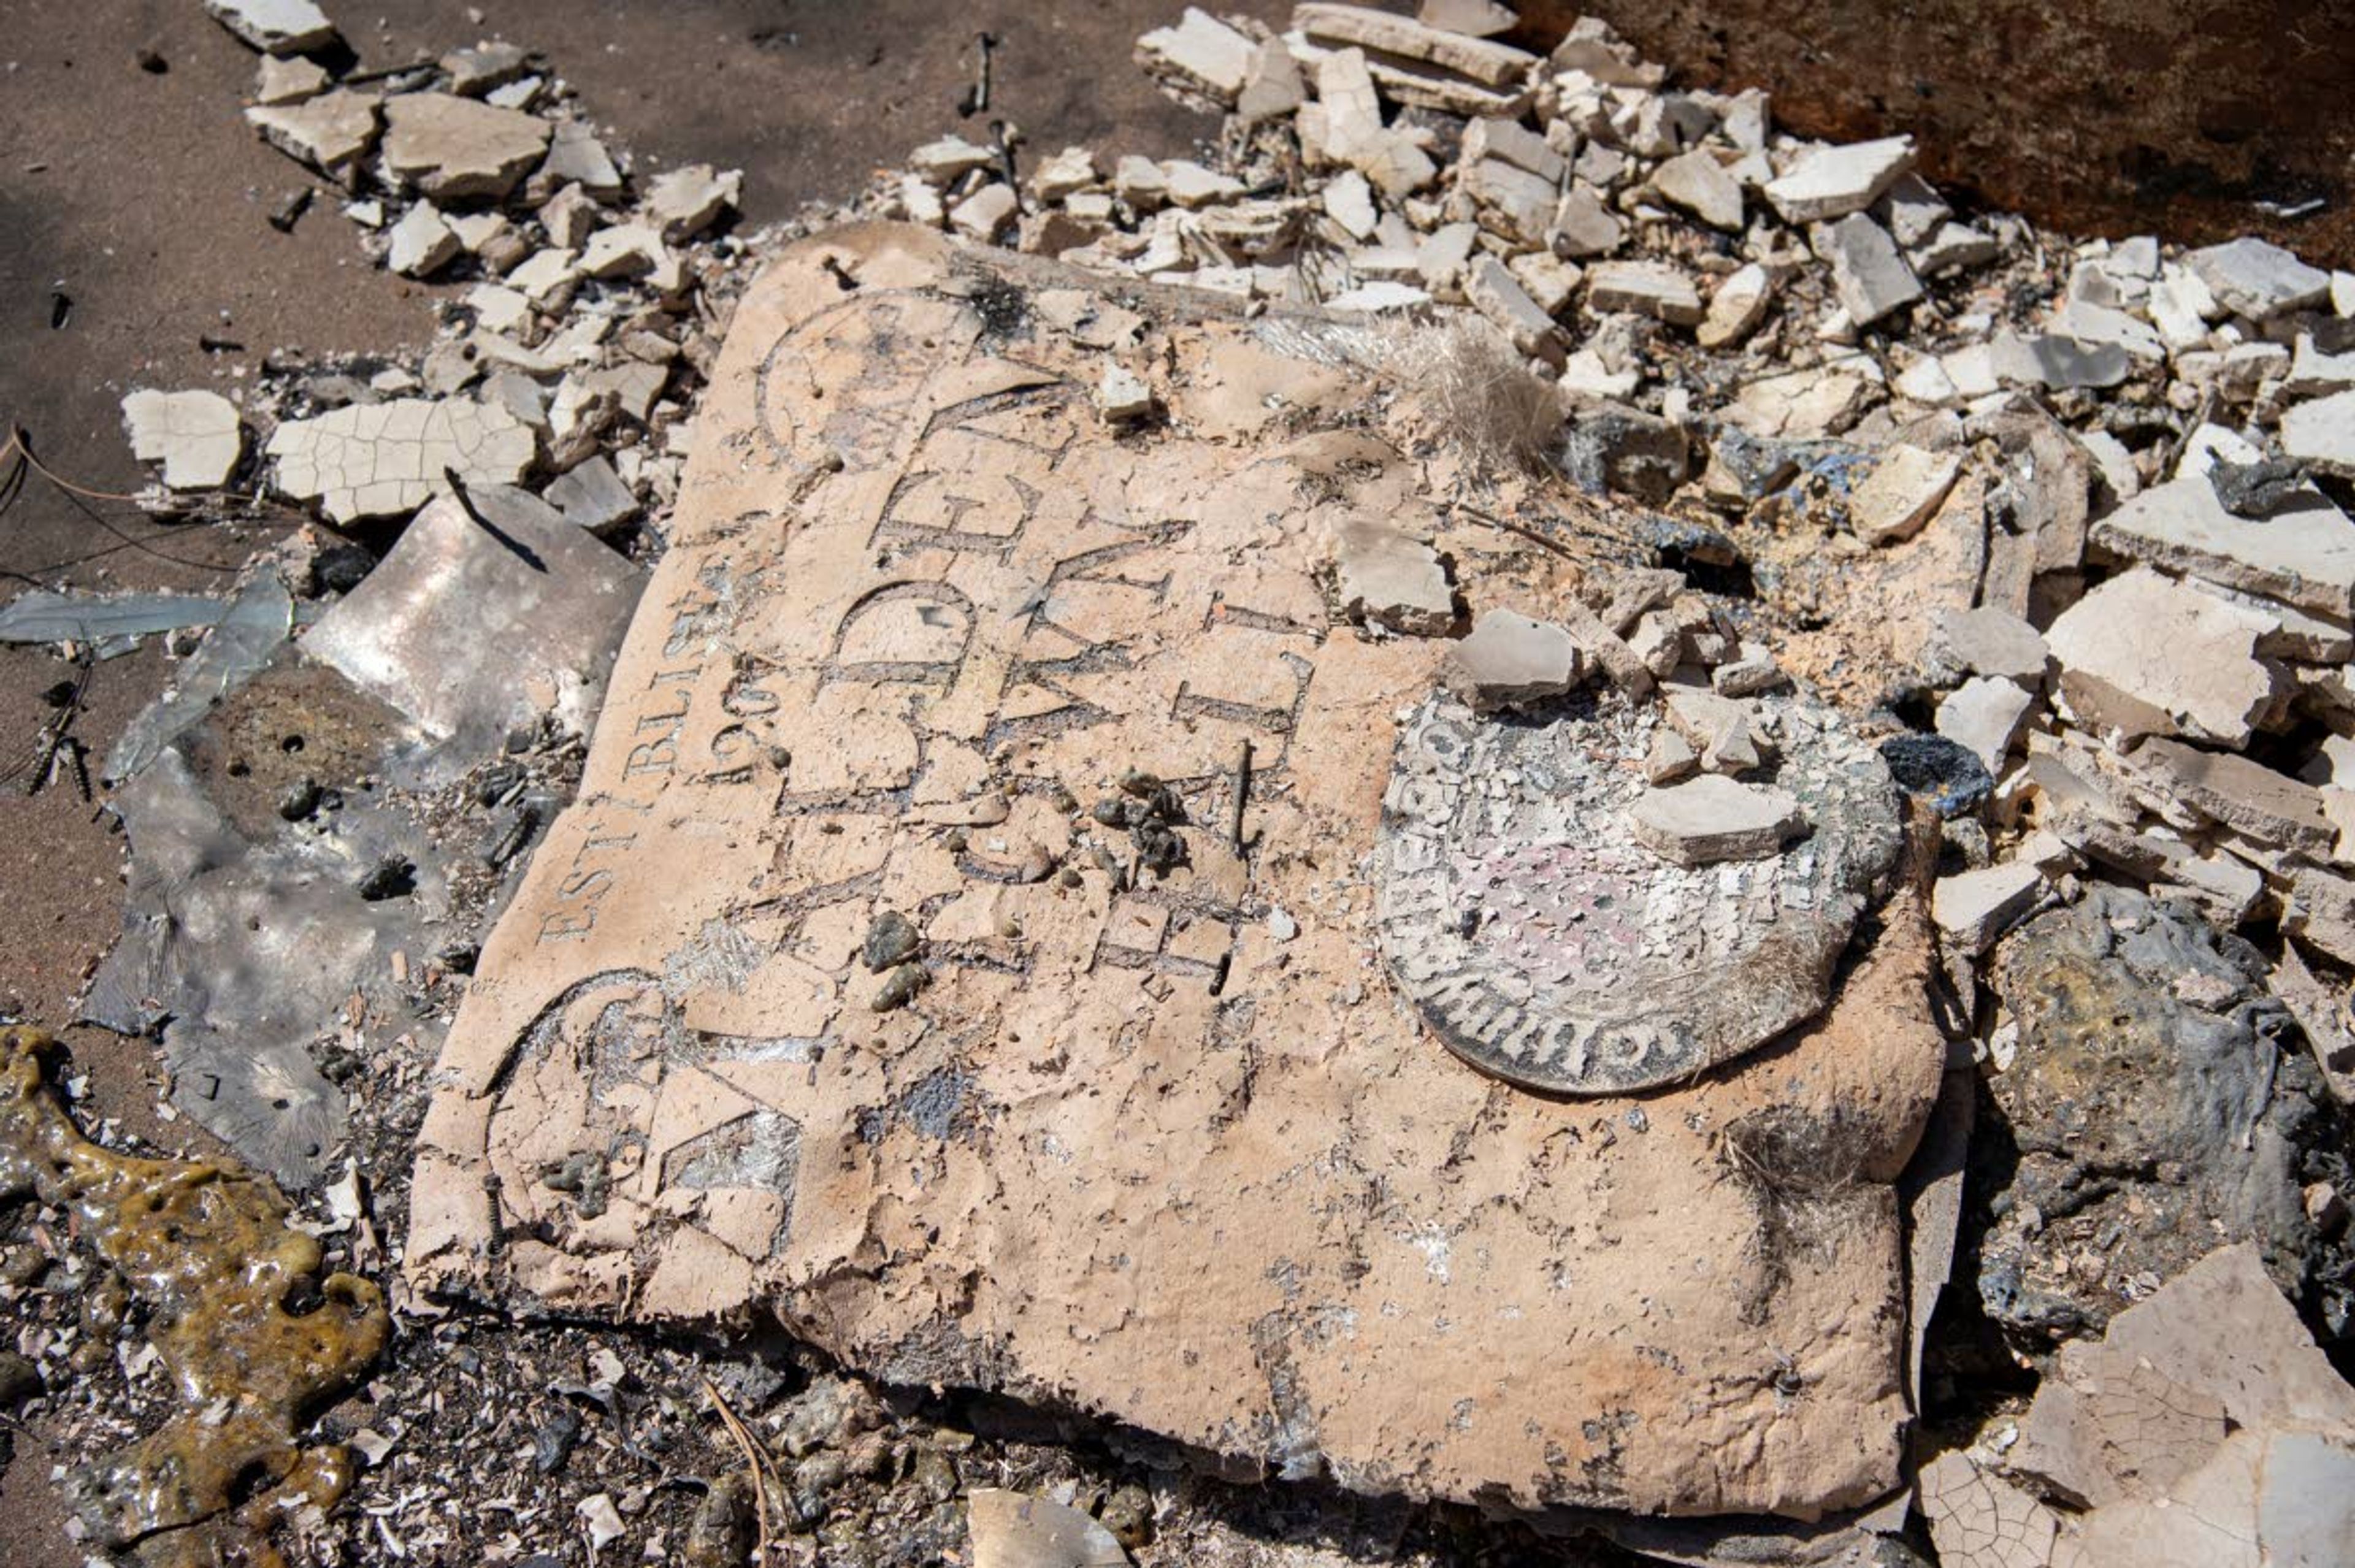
[0, 4, 1292, 1563]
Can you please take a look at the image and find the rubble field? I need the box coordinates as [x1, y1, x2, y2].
[2, 4, 2354, 1567]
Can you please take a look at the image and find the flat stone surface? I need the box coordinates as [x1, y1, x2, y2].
[1549, 185, 1626, 258]
[1626, 773, 1802, 866]
[2283, 387, 2355, 478]
[2185, 236, 2332, 321]
[381, 92, 553, 201]
[121, 389, 242, 490]
[266, 396, 537, 522]
[2043, 567, 2283, 747]
[2091, 472, 2355, 616]
[2127, 736, 2335, 854]
[1697, 261, 1772, 348]
[407, 225, 1943, 1524]
[1763, 136, 1913, 224]
[1928, 1247, 2355, 1568]
[204, 0, 338, 55]
[646, 164, 742, 241]
[545, 454, 640, 535]
[1440, 609, 1577, 709]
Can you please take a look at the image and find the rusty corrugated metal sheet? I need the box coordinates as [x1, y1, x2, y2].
[1511, 0, 2355, 267]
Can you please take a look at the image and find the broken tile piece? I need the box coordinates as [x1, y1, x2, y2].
[1850, 444, 1962, 545]
[1926, 606, 2049, 688]
[1418, 0, 1516, 36]
[645, 164, 741, 242]
[1333, 519, 1452, 635]
[967, 1489, 1130, 1568]
[381, 93, 553, 201]
[442, 41, 529, 96]
[1648, 147, 1742, 231]
[266, 397, 538, 523]
[253, 54, 327, 105]
[245, 89, 381, 181]
[2043, 568, 2282, 747]
[2129, 736, 2335, 854]
[951, 183, 1019, 242]
[1585, 261, 1702, 325]
[1096, 365, 1153, 423]
[543, 455, 638, 536]
[386, 202, 461, 278]
[1628, 774, 1802, 866]
[1135, 6, 1255, 102]
[1697, 262, 1773, 350]
[1442, 610, 1578, 711]
[205, 0, 338, 56]
[1936, 677, 2035, 771]
[1820, 213, 1921, 327]
[121, 389, 243, 491]
[2185, 237, 2332, 322]
[1932, 860, 2044, 952]
[541, 118, 622, 195]
[1763, 136, 1914, 224]
[1463, 254, 1559, 355]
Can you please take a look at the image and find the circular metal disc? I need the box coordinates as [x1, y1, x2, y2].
[1374, 687, 1902, 1095]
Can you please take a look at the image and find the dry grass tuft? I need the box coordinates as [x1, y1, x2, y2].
[1366, 316, 1563, 477]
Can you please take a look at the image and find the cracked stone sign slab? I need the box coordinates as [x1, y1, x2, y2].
[408, 224, 1945, 1523]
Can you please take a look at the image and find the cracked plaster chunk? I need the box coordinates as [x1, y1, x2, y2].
[266, 397, 537, 523]
[541, 119, 623, 195]
[1649, 147, 1742, 231]
[2185, 236, 2332, 322]
[245, 90, 380, 180]
[1332, 519, 1452, 635]
[120, 389, 243, 491]
[1627, 774, 1802, 866]
[1135, 6, 1256, 102]
[951, 183, 1019, 242]
[1932, 860, 2044, 953]
[2092, 472, 2355, 617]
[967, 1490, 1130, 1568]
[1820, 213, 1921, 327]
[1585, 260, 1702, 324]
[1936, 676, 2035, 771]
[253, 54, 327, 104]
[645, 164, 741, 242]
[386, 202, 461, 278]
[1442, 610, 1577, 711]
[1763, 136, 1914, 224]
[1850, 443, 1961, 545]
[381, 92, 553, 201]
[2043, 568, 2283, 748]
[205, 0, 339, 55]
[1697, 262, 1773, 349]
[1928, 606, 2050, 688]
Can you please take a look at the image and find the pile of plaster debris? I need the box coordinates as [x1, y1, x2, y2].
[120, 0, 759, 540]
[23, 3, 2354, 1567]
[856, 6, 2355, 1095]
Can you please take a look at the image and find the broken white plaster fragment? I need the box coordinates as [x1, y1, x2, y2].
[1585, 261, 1702, 325]
[386, 203, 461, 278]
[245, 90, 380, 180]
[381, 92, 553, 201]
[1850, 444, 1962, 545]
[951, 183, 1019, 242]
[1932, 861, 2045, 952]
[1628, 774, 1804, 866]
[1332, 519, 1453, 635]
[2042, 567, 2283, 748]
[2185, 236, 2332, 322]
[121, 390, 243, 491]
[266, 397, 537, 524]
[1763, 136, 1915, 224]
[1442, 611, 1579, 712]
[205, 0, 339, 56]
[645, 164, 741, 242]
[1135, 7, 1256, 103]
